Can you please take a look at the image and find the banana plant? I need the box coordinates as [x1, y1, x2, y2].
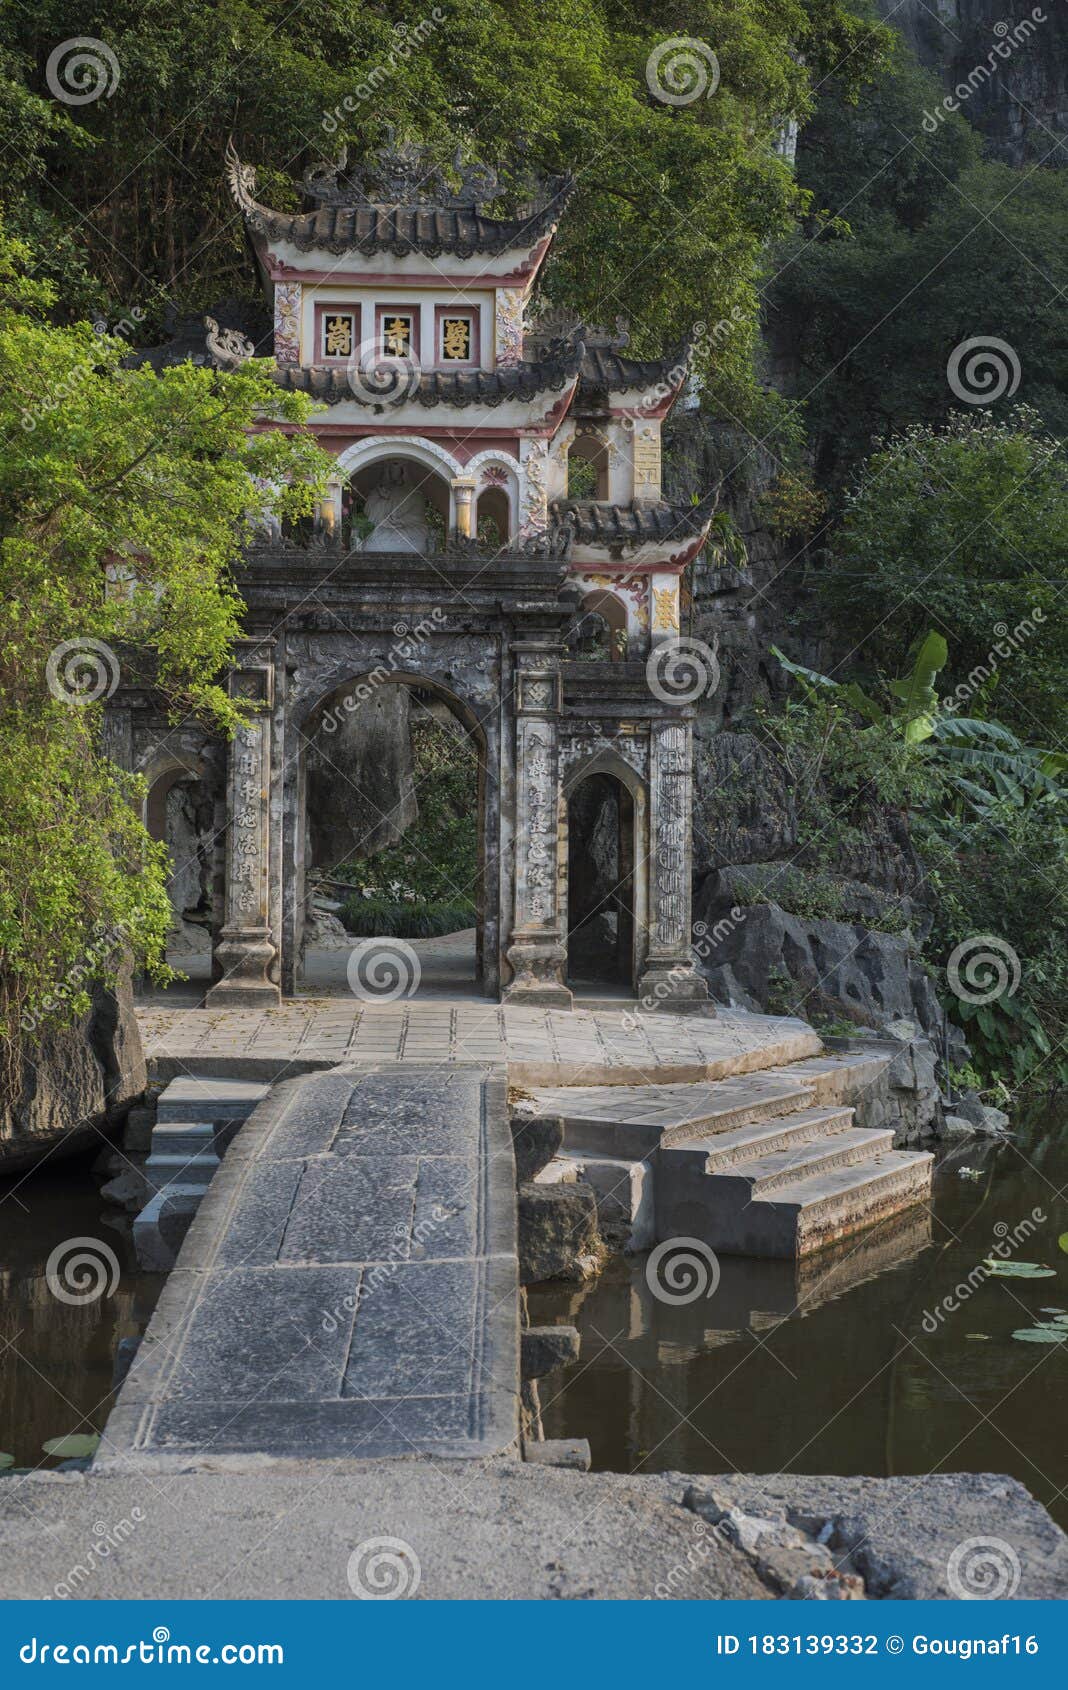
[772, 634, 1065, 813]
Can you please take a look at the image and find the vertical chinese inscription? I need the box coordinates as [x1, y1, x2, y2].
[229, 724, 268, 923]
[652, 722, 689, 952]
[517, 719, 557, 927]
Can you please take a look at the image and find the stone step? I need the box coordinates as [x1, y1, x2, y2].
[762, 1049, 892, 1108]
[750, 1151, 935, 1258]
[523, 1073, 816, 1158]
[664, 1105, 856, 1175]
[701, 1126, 898, 1198]
[156, 1076, 271, 1124]
[147, 1121, 218, 1161]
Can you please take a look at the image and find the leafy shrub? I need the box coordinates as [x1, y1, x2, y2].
[338, 897, 475, 940]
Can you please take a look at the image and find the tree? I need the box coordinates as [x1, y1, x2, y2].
[818, 411, 1068, 742]
[768, 3, 1068, 480]
[0, 1, 890, 397]
[0, 223, 329, 1069]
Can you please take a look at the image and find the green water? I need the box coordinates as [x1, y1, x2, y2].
[0, 1154, 164, 1470]
[530, 1106, 1068, 1529]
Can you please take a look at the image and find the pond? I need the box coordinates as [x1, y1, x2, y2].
[530, 1105, 1068, 1530]
[0, 1154, 165, 1471]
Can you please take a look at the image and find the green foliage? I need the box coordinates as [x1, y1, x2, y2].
[0, 220, 329, 1067]
[725, 862, 910, 934]
[771, 649, 1068, 1091]
[339, 897, 475, 940]
[771, 10, 1068, 479]
[335, 710, 479, 907]
[0, 0, 889, 401]
[820, 412, 1068, 740]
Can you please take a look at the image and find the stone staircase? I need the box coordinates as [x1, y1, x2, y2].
[521, 1046, 933, 1260]
[132, 1076, 270, 1269]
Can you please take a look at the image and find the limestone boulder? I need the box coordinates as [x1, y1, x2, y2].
[518, 1183, 599, 1284]
[0, 963, 146, 1174]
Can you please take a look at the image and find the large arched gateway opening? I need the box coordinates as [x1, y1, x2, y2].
[294, 674, 490, 999]
[564, 766, 643, 993]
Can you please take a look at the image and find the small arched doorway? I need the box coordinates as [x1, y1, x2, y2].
[142, 757, 218, 972]
[565, 770, 637, 992]
[296, 675, 490, 998]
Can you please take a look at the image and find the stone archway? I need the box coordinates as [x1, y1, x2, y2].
[142, 755, 216, 966]
[563, 754, 648, 993]
[291, 669, 494, 999]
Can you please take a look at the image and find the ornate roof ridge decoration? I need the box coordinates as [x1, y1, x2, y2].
[204, 316, 255, 371]
[551, 495, 715, 545]
[274, 339, 585, 410]
[300, 135, 504, 210]
[579, 331, 696, 395]
[225, 139, 573, 260]
[527, 308, 630, 353]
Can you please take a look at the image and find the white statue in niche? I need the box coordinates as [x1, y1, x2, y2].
[360, 461, 431, 553]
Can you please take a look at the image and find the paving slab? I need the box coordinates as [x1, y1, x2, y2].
[136, 1003, 821, 1088]
[99, 1066, 519, 1471]
[1, 1463, 1064, 1600]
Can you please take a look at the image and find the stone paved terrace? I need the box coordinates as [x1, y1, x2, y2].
[100, 1066, 518, 1471]
[136, 1001, 822, 1088]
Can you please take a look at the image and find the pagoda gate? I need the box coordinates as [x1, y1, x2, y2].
[109, 139, 715, 1011]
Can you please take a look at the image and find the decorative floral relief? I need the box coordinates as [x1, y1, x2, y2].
[273, 281, 301, 365]
[519, 440, 549, 536]
[495, 288, 525, 367]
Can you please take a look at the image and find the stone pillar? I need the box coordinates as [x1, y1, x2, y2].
[503, 644, 571, 1007]
[452, 475, 477, 539]
[205, 643, 280, 1008]
[637, 716, 710, 1012]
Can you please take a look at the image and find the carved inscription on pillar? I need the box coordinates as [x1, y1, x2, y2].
[519, 724, 557, 928]
[230, 721, 269, 925]
[504, 649, 570, 1004]
[650, 721, 689, 955]
[206, 648, 279, 1007]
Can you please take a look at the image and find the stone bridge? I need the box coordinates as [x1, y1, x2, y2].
[101, 1000, 932, 1471]
[102, 1067, 517, 1468]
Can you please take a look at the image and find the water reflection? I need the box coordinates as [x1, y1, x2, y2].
[530, 1108, 1068, 1528]
[0, 1155, 164, 1468]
